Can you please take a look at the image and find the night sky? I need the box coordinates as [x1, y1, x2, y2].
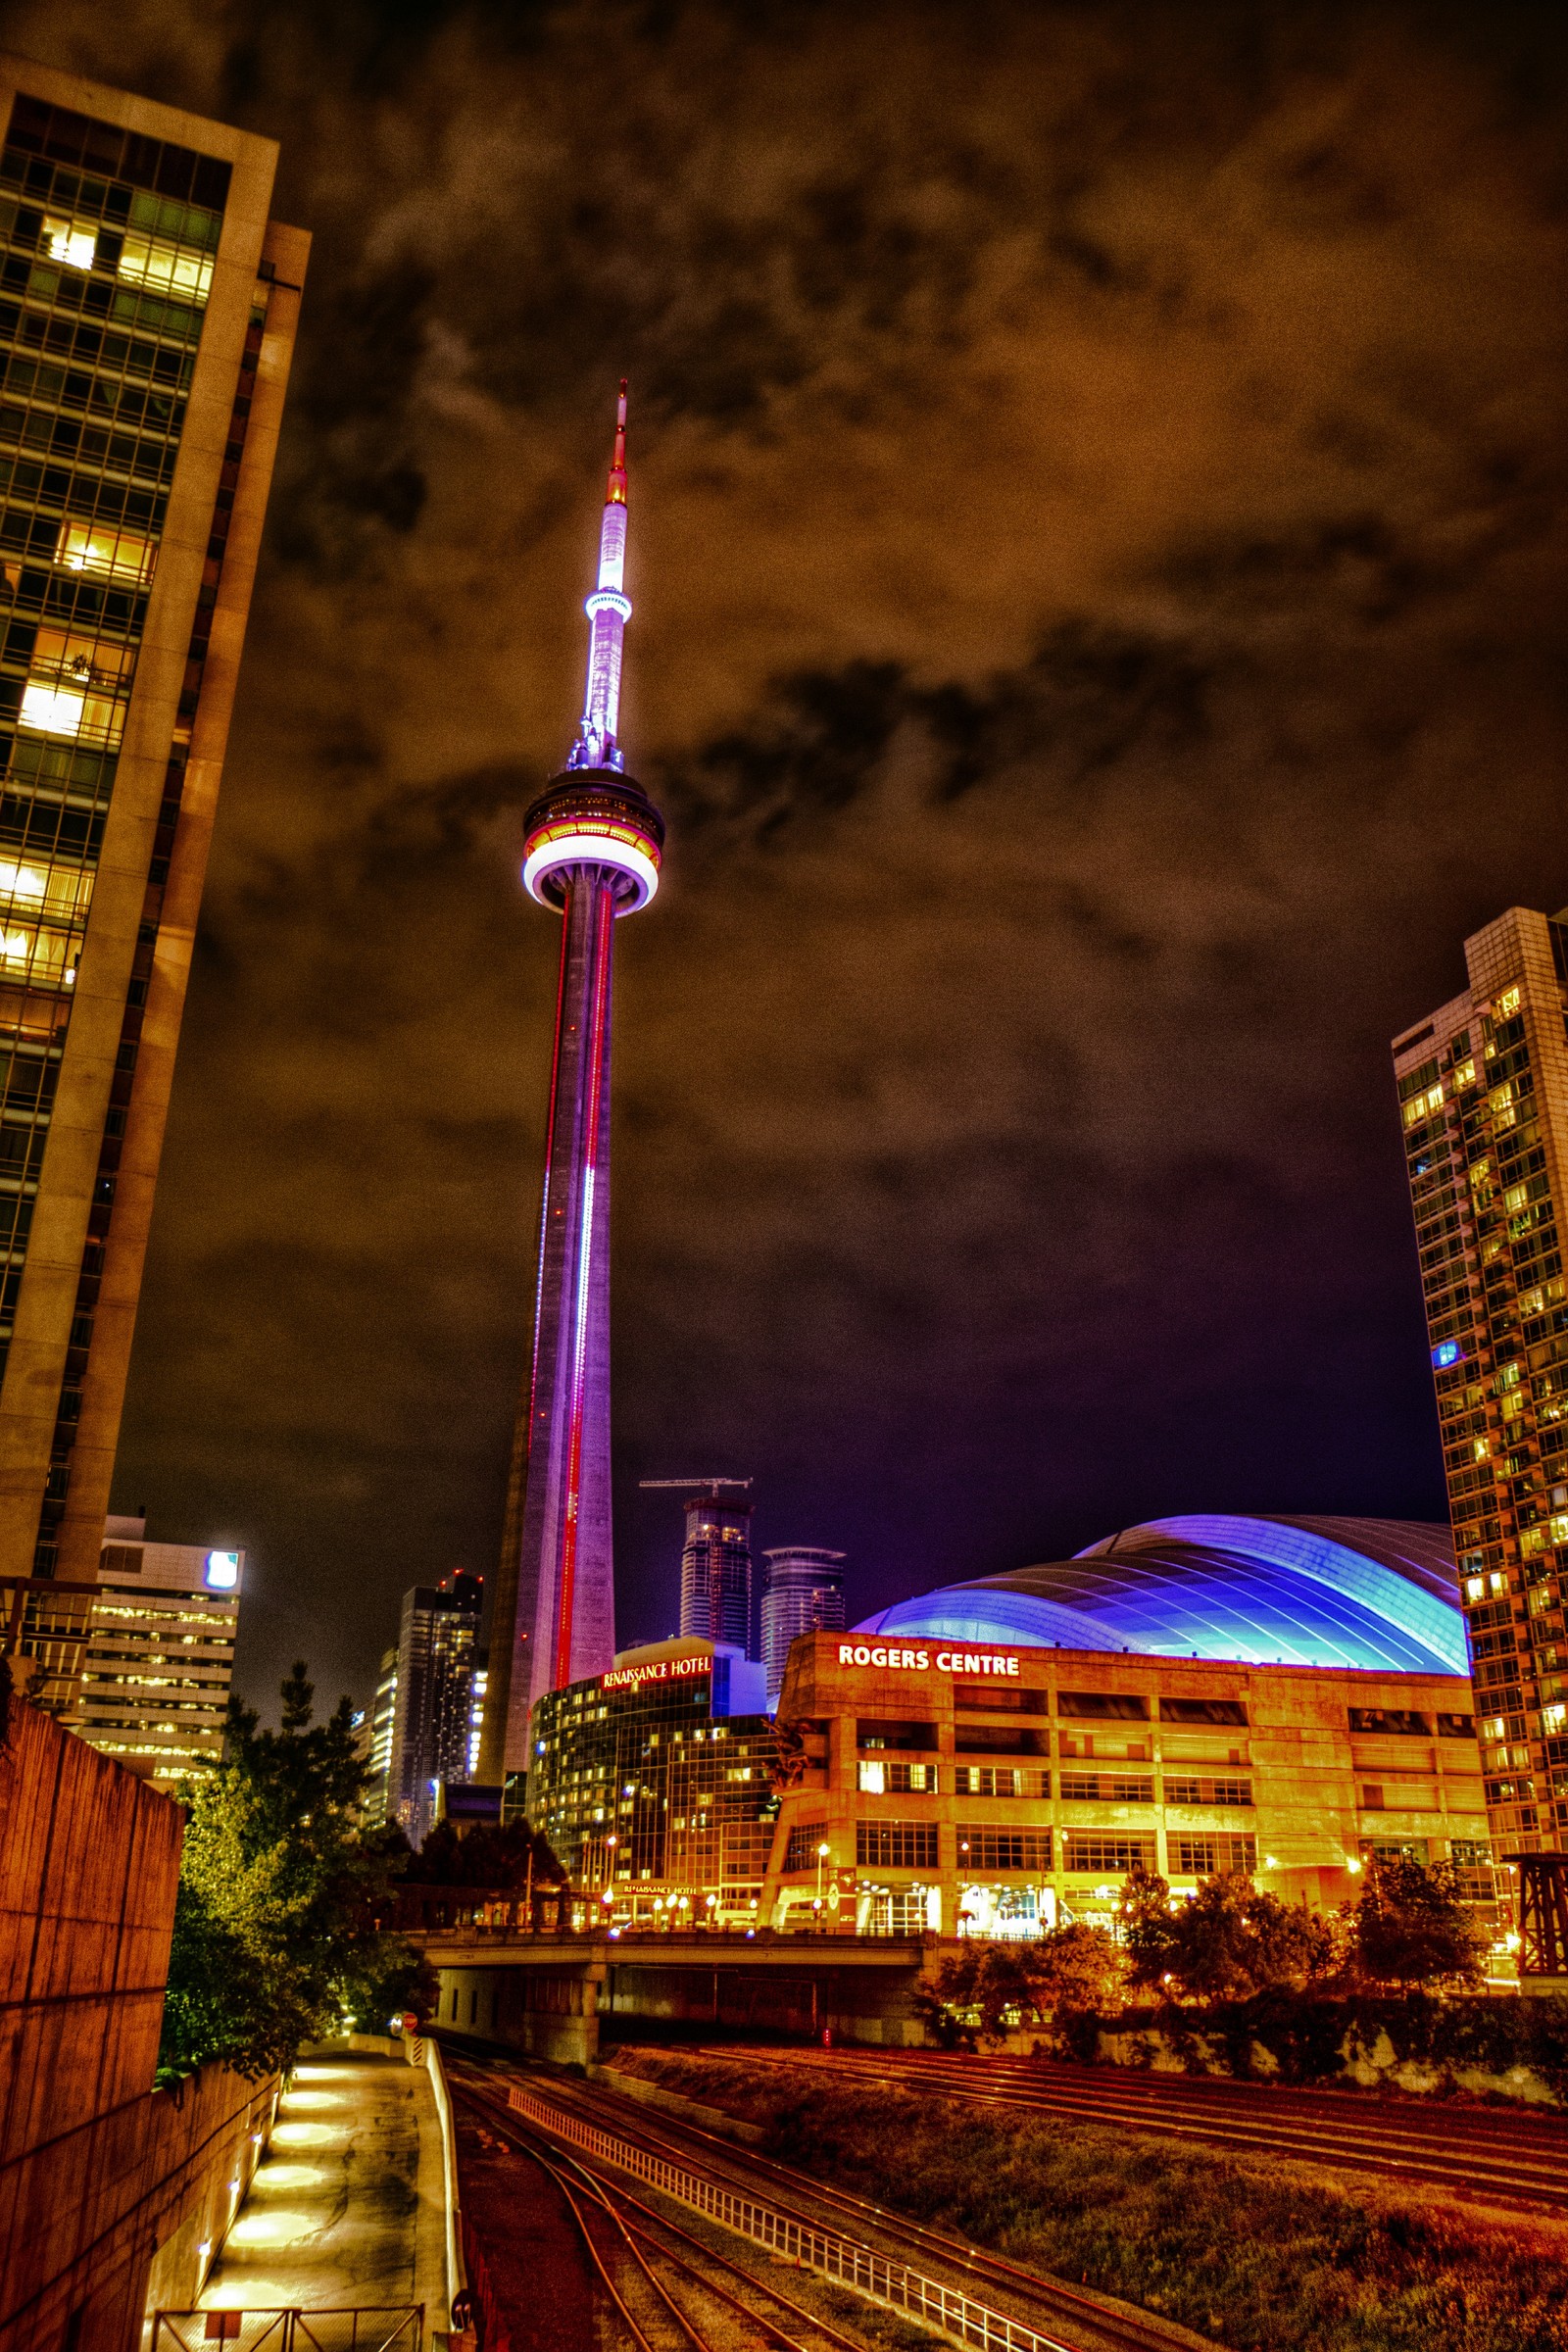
[5, 1, 1564, 1717]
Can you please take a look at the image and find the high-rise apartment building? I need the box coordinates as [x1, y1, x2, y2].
[0, 61, 306, 1580]
[675, 1481, 755, 1654]
[1394, 906, 1568, 1894]
[760, 1545, 846, 1709]
[387, 1572, 483, 1847]
[363, 1642, 398, 1828]
[61, 1509, 242, 1785]
[480, 387, 664, 1787]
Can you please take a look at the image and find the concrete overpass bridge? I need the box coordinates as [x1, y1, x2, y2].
[406, 1926, 936, 2065]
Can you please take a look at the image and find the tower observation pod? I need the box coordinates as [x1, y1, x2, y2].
[481, 384, 665, 1787]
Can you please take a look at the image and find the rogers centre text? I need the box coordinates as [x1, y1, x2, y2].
[836, 1643, 1022, 1677]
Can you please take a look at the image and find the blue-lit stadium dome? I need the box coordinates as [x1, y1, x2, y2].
[856, 1516, 1465, 1677]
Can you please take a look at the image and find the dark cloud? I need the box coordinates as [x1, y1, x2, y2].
[1, 0, 1563, 1708]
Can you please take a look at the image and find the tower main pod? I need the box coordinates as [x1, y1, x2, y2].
[483, 385, 664, 1786]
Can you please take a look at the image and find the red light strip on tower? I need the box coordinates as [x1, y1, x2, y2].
[555, 880, 614, 1690]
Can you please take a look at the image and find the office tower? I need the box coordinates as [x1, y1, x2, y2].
[388, 1571, 483, 1847]
[363, 1642, 398, 1827]
[760, 1544, 846, 1708]
[62, 1509, 241, 1786]
[0, 62, 307, 1581]
[675, 1480, 756, 1652]
[1394, 907, 1568, 1889]
[480, 385, 664, 1785]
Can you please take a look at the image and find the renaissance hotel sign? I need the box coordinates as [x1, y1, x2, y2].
[837, 1642, 1024, 1678]
[601, 1651, 710, 1692]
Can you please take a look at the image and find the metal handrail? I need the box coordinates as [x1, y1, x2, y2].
[152, 2312, 421, 2352]
[508, 2089, 1074, 2352]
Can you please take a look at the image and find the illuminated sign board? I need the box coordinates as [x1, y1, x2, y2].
[205, 1550, 240, 1591]
[601, 1651, 710, 1693]
[836, 1642, 1022, 1678]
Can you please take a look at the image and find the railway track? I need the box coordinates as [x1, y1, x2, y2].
[689, 2043, 1568, 2213]
[459, 2081, 875, 2352]
[445, 2049, 1200, 2352]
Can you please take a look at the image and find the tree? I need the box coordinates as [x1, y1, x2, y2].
[914, 1924, 1126, 2046]
[1123, 1874, 1345, 2001]
[1348, 1856, 1487, 1989]
[159, 1662, 432, 2081]
[405, 1814, 565, 1891]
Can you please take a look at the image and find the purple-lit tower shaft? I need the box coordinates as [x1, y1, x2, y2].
[481, 385, 664, 1786]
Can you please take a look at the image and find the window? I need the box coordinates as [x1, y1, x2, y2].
[1164, 1778, 1252, 1808]
[955, 1724, 1049, 1757]
[857, 1820, 939, 1870]
[858, 1760, 938, 1794]
[953, 1684, 1048, 1714]
[956, 1826, 1051, 1872]
[1062, 1835, 1152, 1874]
[953, 1766, 1050, 1798]
[1362, 1785, 1386, 1810]
[1057, 1691, 1150, 1721]
[1158, 1696, 1248, 1726]
[783, 1822, 827, 1874]
[100, 1544, 142, 1576]
[857, 1720, 939, 1751]
[1348, 1708, 1430, 1737]
[1059, 1773, 1154, 1803]
[1171, 1835, 1256, 1877]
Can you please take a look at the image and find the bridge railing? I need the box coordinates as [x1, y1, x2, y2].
[153, 2310, 421, 2352]
[508, 2088, 1073, 2352]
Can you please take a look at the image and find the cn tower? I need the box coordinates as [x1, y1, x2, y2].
[480, 383, 664, 1788]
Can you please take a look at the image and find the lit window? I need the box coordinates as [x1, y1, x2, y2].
[1473, 1439, 1490, 1462]
[44, 218, 96, 270]
[61, 521, 157, 586]
[20, 683, 87, 738]
[1465, 1577, 1485, 1601]
[1453, 1060, 1477, 1088]
[1496, 986, 1522, 1017]
[117, 233, 214, 305]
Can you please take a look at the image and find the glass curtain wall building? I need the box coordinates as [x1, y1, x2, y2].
[530, 1638, 777, 1926]
[388, 1573, 483, 1848]
[1393, 906, 1568, 1863]
[760, 1545, 846, 1708]
[0, 61, 306, 1583]
[677, 1482, 756, 1653]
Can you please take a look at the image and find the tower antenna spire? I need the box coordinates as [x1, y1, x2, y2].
[568, 379, 632, 772]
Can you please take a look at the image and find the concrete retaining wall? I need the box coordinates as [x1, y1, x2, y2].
[0, 1689, 277, 2352]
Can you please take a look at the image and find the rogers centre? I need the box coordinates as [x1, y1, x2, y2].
[838, 1644, 1022, 1678]
[760, 1615, 1497, 1945]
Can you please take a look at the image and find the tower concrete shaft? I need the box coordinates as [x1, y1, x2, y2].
[480, 385, 663, 1788]
[511, 865, 617, 1740]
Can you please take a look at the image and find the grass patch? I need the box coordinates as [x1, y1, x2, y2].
[607, 2048, 1568, 2352]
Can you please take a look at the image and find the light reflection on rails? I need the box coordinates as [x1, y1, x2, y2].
[450, 2069, 893, 2352]
[693, 2045, 1568, 2213]
[444, 2050, 1190, 2352]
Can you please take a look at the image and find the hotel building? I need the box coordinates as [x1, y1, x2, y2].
[61, 1509, 242, 1786]
[530, 1637, 774, 1927]
[0, 59, 306, 1582]
[1393, 906, 1568, 1872]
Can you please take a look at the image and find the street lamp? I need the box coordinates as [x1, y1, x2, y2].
[816, 1840, 831, 1933]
